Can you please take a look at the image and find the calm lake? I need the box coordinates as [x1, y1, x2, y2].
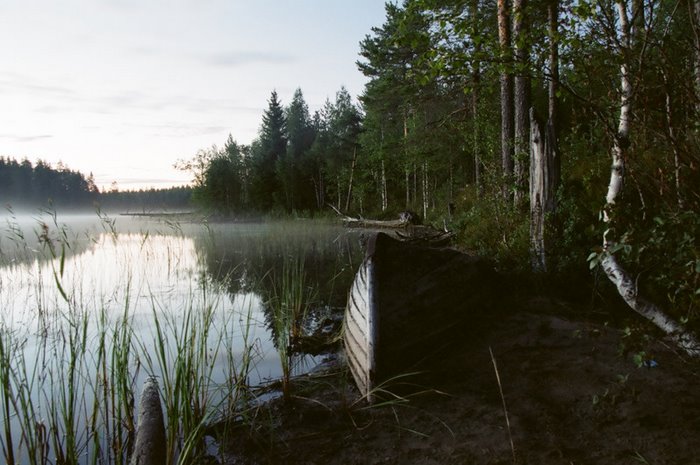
[0, 212, 362, 464]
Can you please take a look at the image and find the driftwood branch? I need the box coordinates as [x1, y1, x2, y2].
[327, 203, 410, 229]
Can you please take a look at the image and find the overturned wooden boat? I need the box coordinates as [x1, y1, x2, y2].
[344, 232, 498, 400]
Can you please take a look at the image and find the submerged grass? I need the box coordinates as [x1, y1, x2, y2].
[267, 254, 318, 401]
[0, 214, 297, 465]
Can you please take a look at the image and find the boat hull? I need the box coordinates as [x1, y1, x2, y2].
[344, 233, 498, 400]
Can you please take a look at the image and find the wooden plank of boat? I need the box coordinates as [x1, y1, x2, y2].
[343, 232, 498, 401]
[343, 247, 377, 399]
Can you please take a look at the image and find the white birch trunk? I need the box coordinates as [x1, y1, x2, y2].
[345, 147, 357, 212]
[381, 159, 387, 212]
[661, 68, 684, 209]
[602, 0, 700, 357]
[405, 167, 410, 208]
[530, 109, 547, 272]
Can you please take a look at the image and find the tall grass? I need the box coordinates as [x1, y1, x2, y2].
[268, 254, 318, 401]
[0, 214, 276, 465]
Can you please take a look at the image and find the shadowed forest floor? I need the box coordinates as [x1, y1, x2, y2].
[217, 295, 700, 465]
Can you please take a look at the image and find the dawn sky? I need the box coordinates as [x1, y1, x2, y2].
[0, 1, 388, 191]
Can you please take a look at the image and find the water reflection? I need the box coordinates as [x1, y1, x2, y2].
[0, 215, 362, 383]
[195, 221, 361, 302]
[0, 215, 363, 464]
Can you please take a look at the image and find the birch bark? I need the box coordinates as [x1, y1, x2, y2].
[602, 0, 699, 356]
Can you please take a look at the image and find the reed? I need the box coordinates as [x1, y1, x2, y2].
[0, 214, 274, 465]
[267, 254, 318, 401]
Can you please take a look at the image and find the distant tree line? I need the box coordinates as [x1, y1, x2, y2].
[0, 157, 99, 208]
[98, 186, 193, 212]
[0, 157, 192, 211]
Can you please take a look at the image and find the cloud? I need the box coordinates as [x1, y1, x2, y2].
[145, 123, 230, 137]
[0, 73, 76, 98]
[85, 90, 261, 117]
[198, 50, 296, 67]
[0, 134, 53, 142]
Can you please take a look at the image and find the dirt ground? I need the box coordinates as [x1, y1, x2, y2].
[216, 295, 700, 465]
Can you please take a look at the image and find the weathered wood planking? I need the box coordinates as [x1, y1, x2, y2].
[343, 232, 499, 401]
[343, 252, 376, 400]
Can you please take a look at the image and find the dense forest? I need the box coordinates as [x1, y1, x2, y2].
[180, 0, 699, 346]
[98, 186, 193, 212]
[0, 157, 99, 208]
[1, 0, 697, 348]
[0, 157, 192, 211]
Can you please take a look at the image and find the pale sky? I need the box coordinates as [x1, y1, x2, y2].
[0, 1, 388, 191]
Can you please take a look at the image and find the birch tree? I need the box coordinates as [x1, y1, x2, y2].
[599, 0, 700, 356]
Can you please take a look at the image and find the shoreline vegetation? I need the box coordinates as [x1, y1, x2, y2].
[0, 211, 698, 464]
[0, 213, 362, 465]
[1, 0, 699, 461]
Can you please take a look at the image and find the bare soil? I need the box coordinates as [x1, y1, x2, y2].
[217, 296, 700, 465]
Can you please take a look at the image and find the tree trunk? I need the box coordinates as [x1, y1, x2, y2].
[381, 159, 388, 212]
[529, 109, 558, 272]
[513, 0, 530, 208]
[661, 67, 684, 209]
[498, 0, 514, 199]
[695, 0, 700, 115]
[422, 162, 429, 220]
[345, 147, 357, 212]
[413, 163, 417, 207]
[471, 0, 483, 198]
[319, 168, 324, 209]
[473, 82, 482, 198]
[404, 114, 410, 209]
[548, 0, 559, 129]
[337, 176, 341, 211]
[530, 110, 546, 272]
[405, 167, 410, 208]
[449, 162, 454, 215]
[602, 0, 699, 357]
[547, 0, 560, 214]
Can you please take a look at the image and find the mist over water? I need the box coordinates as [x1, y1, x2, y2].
[0, 212, 362, 464]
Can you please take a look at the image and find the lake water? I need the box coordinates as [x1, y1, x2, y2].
[0, 212, 362, 464]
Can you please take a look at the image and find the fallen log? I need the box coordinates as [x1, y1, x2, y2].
[327, 204, 420, 229]
[130, 378, 166, 465]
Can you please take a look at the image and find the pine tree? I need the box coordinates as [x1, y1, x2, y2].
[280, 88, 315, 211]
[249, 90, 286, 210]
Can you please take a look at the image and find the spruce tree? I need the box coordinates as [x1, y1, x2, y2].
[250, 90, 286, 210]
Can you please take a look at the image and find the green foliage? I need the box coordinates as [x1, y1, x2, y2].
[98, 186, 193, 212]
[181, 0, 699, 345]
[0, 157, 99, 208]
[267, 254, 318, 401]
[281, 88, 316, 212]
[452, 189, 530, 270]
[628, 211, 700, 329]
[250, 91, 287, 211]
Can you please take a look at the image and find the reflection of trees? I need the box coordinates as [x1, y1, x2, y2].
[0, 215, 100, 268]
[193, 223, 364, 347]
